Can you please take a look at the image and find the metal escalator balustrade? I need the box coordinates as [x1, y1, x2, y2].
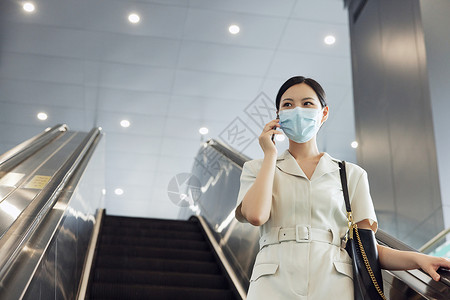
[0, 126, 105, 299]
[0, 124, 68, 175]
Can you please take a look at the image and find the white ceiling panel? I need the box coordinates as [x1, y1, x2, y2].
[96, 88, 171, 115]
[96, 110, 165, 135]
[266, 51, 352, 85]
[173, 69, 262, 101]
[112, 0, 188, 7]
[292, 0, 347, 24]
[189, 0, 296, 17]
[259, 78, 288, 100]
[178, 41, 273, 76]
[0, 123, 44, 145]
[90, 61, 175, 92]
[104, 132, 162, 154]
[85, 32, 181, 68]
[155, 155, 195, 175]
[182, 8, 286, 49]
[6, 0, 188, 39]
[322, 84, 353, 113]
[106, 184, 155, 202]
[106, 167, 155, 187]
[159, 137, 203, 158]
[0, 102, 86, 129]
[2, 22, 89, 59]
[106, 151, 159, 171]
[161, 116, 202, 139]
[81, 0, 187, 38]
[0, 78, 85, 108]
[2, 22, 182, 68]
[167, 95, 244, 123]
[279, 19, 350, 56]
[165, 95, 205, 119]
[0, 52, 84, 84]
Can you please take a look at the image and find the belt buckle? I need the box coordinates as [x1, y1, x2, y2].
[295, 225, 311, 243]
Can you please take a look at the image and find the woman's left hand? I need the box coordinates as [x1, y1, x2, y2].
[416, 253, 450, 281]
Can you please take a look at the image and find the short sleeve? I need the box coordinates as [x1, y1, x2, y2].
[234, 161, 257, 223]
[350, 170, 378, 233]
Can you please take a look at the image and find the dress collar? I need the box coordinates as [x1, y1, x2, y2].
[276, 149, 340, 180]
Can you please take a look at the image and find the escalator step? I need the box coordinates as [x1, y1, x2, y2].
[88, 215, 238, 299]
[96, 255, 220, 274]
[97, 245, 213, 262]
[101, 227, 204, 241]
[103, 217, 199, 231]
[100, 235, 209, 251]
[93, 269, 229, 289]
[90, 283, 234, 300]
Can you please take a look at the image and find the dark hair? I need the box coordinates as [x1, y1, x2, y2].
[275, 76, 327, 111]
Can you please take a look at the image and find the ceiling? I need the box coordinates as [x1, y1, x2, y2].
[0, 0, 356, 219]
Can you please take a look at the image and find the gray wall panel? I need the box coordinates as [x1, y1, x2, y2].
[348, 0, 443, 249]
[420, 0, 450, 230]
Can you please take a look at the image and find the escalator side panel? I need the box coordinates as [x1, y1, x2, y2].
[21, 135, 105, 299]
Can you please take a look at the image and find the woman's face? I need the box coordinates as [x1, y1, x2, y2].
[278, 83, 328, 124]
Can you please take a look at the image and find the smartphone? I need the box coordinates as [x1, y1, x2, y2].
[271, 113, 280, 143]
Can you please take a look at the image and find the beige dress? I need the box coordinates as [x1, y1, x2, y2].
[234, 150, 378, 300]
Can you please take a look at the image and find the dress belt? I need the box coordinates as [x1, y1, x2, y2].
[259, 225, 342, 250]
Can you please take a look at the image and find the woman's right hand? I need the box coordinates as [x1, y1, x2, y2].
[259, 119, 281, 156]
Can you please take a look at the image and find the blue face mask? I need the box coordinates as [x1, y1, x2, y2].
[279, 107, 323, 143]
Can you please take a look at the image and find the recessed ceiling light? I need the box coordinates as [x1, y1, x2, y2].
[120, 120, 130, 128]
[351, 141, 359, 148]
[114, 188, 124, 195]
[229, 24, 240, 35]
[324, 35, 336, 45]
[128, 13, 140, 24]
[275, 134, 285, 142]
[23, 2, 35, 13]
[199, 127, 209, 135]
[37, 112, 48, 121]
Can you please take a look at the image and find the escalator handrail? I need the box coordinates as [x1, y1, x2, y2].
[0, 124, 68, 173]
[377, 228, 450, 288]
[206, 139, 250, 168]
[0, 127, 102, 285]
[190, 215, 246, 299]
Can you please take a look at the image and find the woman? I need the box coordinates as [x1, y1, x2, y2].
[234, 76, 450, 299]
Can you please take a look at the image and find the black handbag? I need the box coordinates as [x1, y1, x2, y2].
[339, 161, 386, 300]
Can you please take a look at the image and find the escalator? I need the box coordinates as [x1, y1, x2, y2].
[87, 214, 239, 299]
[0, 125, 449, 299]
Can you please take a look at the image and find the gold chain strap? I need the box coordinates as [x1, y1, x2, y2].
[353, 226, 387, 300]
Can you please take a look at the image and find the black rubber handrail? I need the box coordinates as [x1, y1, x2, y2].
[0, 124, 68, 174]
[377, 228, 450, 288]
